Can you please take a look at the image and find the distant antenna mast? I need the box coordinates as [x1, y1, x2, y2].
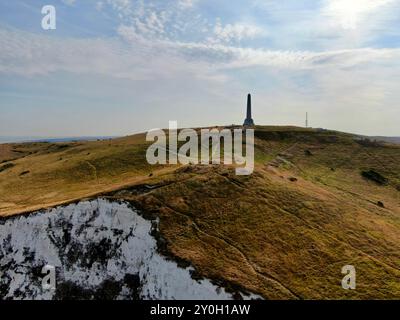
[306, 112, 309, 128]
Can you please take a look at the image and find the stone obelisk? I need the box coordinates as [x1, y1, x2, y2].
[243, 93, 255, 126]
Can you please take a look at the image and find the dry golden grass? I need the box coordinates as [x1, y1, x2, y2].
[121, 162, 400, 299]
[1, 126, 399, 299]
[0, 134, 171, 216]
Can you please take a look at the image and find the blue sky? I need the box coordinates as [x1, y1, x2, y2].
[0, 0, 400, 136]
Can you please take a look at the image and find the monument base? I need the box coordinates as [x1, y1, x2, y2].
[243, 118, 255, 126]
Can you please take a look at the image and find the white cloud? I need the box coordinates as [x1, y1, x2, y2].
[62, 0, 77, 6]
[2, 26, 398, 83]
[106, 0, 133, 18]
[178, 0, 197, 9]
[96, 1, 104, 11]
[211, 21, 264, 44]
[253, 0, 400, 51]
[323, 0, 395, 29]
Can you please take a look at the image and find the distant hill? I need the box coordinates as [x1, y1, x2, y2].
[367, 136, 400, 144]
[0, 136, 118, 144]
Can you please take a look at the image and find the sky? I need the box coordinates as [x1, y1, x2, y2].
[0, 0, 400, 137]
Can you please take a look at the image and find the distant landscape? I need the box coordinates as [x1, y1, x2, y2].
[1, 126, 399, 299]
[2, 134, 399, 146]
[0, 136, 118, 144]
[367, 136, 400, 145]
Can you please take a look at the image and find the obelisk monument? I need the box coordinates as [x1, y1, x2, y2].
[243, 93, 255, 126]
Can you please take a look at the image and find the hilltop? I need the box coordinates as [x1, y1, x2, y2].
[0, 126, 399, 299]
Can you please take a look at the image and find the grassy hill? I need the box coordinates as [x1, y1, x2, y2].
[1, 126, 399, 299]
[0, 134, 167, 215]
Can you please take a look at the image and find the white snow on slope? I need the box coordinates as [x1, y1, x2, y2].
[0, 199, 261, 300]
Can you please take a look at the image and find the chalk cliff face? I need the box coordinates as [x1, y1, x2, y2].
[0, 199, 259, 300]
